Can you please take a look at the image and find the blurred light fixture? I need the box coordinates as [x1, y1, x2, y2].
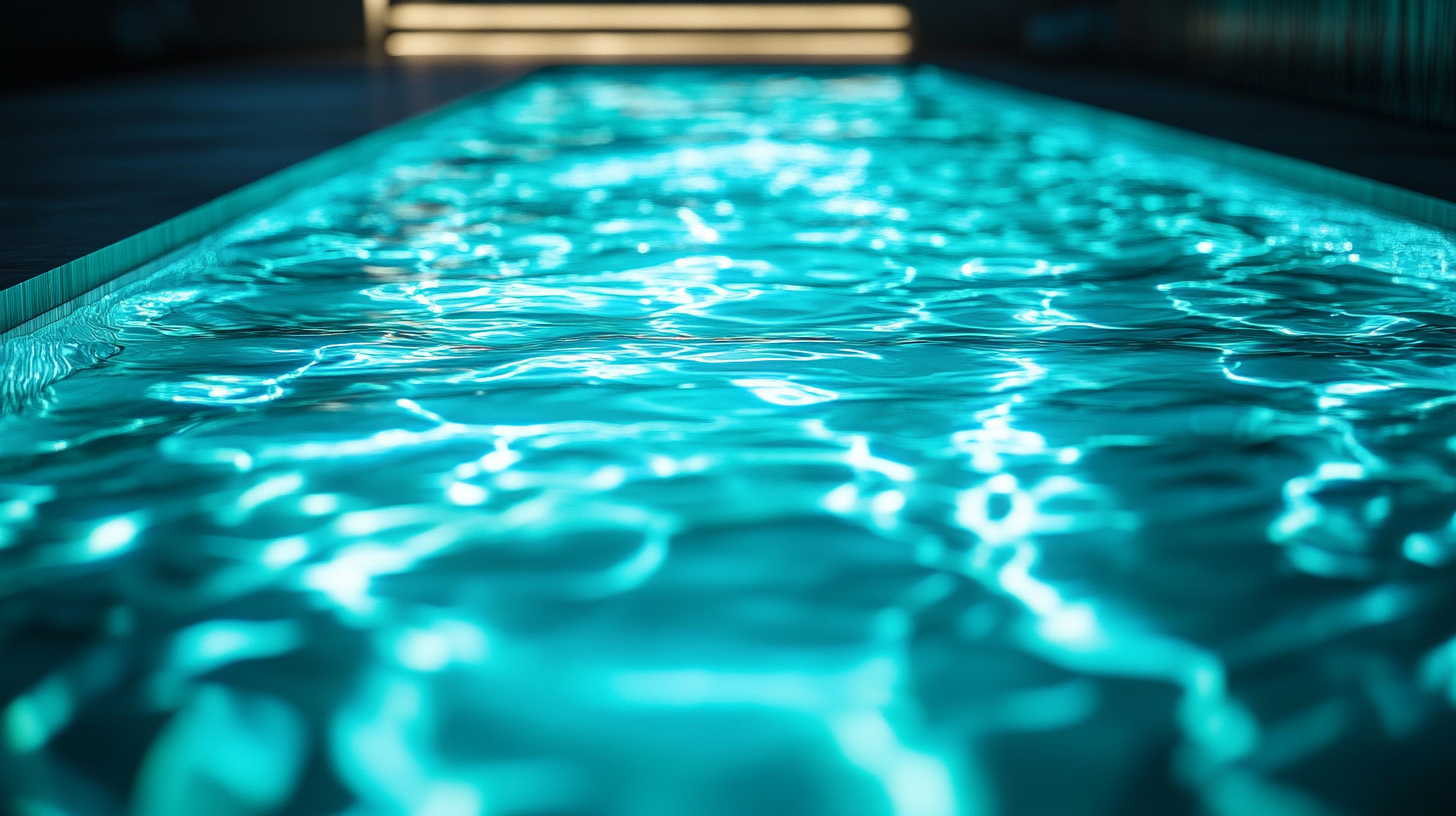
[367, 3, 914, 62]
[386, 31, 912, 59]
[388, 4, 911, 31]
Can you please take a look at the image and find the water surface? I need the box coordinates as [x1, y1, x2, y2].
[3, 67, 1456, 816]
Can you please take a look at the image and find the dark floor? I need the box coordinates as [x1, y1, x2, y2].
[1, 53, 1453, 291]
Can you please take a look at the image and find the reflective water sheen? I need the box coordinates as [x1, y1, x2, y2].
[3, 67, 1456, 816]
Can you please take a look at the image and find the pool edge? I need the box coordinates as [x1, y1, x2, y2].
[5, 64, 1453, 337]
[938, 64, 1456, 236]
[0, 68, 536, 338]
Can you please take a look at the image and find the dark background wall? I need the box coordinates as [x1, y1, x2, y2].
[914, 0, 1067, 51]
[1, 0, 1452, 128]
[933, 0, 1455, 129]
[0, 0, 364, 87]
[1116, 0, 1455, 128]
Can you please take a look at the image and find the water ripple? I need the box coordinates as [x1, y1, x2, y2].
[2, 67, 1456, 816]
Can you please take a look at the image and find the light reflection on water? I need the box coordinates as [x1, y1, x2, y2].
[3, 66, 1456, 816]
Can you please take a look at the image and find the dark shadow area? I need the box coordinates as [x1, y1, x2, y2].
[0, 0, 365, 90]
[0, 54, 524, 288]
[944, 54, 1456, 206]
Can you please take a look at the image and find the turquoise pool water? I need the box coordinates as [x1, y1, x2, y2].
[3, 66, 1456, 816]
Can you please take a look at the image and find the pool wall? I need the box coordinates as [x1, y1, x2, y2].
[3, 64, 1454, 337]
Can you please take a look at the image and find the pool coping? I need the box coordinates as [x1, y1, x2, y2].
[3, 64, 1454, 337]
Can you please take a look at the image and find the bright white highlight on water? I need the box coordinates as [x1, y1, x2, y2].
[446, 481, 489, 506]
[732, 378, 839, 406]
[262, 537, 310, 569]
[86, 517, 138, 556]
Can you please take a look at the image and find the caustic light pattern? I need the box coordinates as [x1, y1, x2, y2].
[3, 68, 1456, 816]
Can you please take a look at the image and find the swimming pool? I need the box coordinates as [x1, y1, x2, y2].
[2, 66, 1455, 816]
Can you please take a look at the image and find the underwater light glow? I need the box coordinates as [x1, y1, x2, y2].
[3, 67, 1456, 816]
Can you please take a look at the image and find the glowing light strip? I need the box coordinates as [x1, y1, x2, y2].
[388, 3, 911, 31]
[384, 31, 912, 59]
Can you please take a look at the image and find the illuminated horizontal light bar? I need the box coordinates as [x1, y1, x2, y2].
[388, 4, 912, 31]
[384, 31, 913, 60]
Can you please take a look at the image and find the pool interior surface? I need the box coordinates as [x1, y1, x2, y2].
[2, 66, 1456, 816]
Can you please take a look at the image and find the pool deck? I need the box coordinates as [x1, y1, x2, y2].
[1, 53, 1453, 294]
